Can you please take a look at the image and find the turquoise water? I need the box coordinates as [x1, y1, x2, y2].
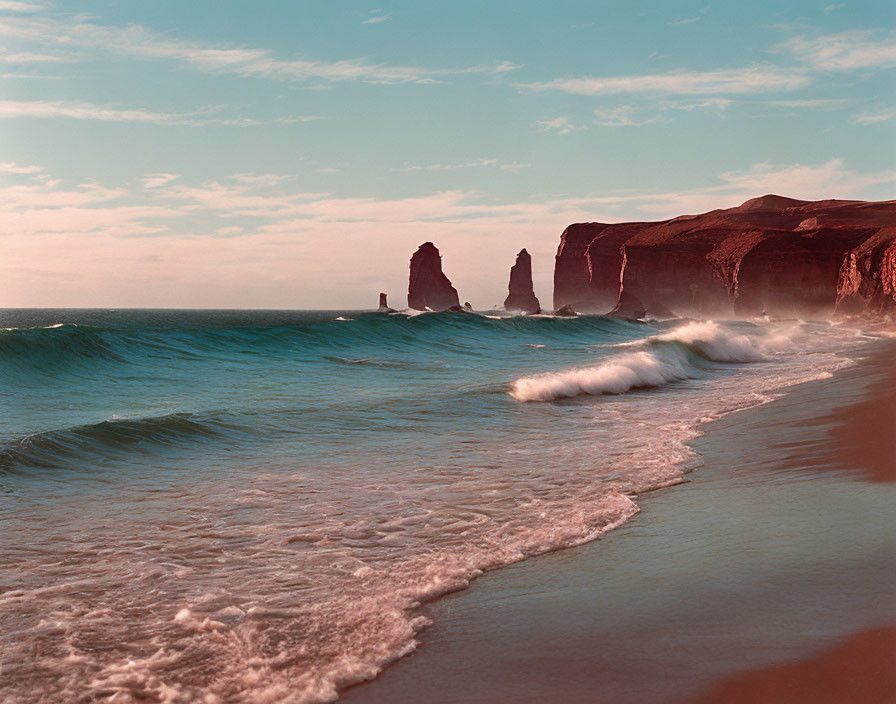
[0, 309, 878, 703]
[1, 310, 650, 480]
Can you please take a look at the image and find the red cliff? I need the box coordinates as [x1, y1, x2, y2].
[553, 196, 896, 318]
[504, 248, 541, 314]
[408, 242, 461, 311]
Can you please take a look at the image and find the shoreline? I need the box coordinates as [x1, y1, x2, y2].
[343, 337, 896, 703]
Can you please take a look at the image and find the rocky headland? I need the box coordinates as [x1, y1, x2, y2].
[553, 195, 896, 318]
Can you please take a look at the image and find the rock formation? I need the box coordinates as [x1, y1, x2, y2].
[554, 222, 650, 313]
[608, 289, 646, 320]
[553, 304, 577, 317]
[552, 196, 896, 318]
[377, 293, 394, 312]
[835, 229, 896, 315]
[408, 242, 460, 311]
[503, 248, 541, 314]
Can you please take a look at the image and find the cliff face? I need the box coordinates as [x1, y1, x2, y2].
[408, 242, 460, 311]
[836, 228, 896, 315]
[553, 196, 896, 318]
[553, 223, 607, 312]
[504, 248, 541, 314]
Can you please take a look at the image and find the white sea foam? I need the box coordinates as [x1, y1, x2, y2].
[652, 321, 767, 362]
[510, 348, 695, 401]
[511, 321, 770, 402]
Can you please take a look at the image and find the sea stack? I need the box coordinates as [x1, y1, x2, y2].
[408, 242, 461, 311]
[377, 293, 394, 312]
[503, 248, 541, 314]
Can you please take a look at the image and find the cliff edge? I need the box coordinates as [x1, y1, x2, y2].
[552, 196, 896, 318]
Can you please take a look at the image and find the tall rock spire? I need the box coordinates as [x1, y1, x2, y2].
[503, 248, 541, 314]
[408, 242, 461, 311]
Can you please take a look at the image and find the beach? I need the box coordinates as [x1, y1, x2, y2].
[344, 338, 896, 703]
[1, 312, 892, 703]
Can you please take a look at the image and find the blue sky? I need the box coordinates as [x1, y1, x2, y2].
[1, 0, 894, 308]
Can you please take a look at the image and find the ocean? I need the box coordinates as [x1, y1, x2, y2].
[0, 309, 885, 703]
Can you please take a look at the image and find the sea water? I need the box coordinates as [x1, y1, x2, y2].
[0, 309, 880, 703]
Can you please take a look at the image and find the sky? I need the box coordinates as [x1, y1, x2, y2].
[1, 0, 895, 309]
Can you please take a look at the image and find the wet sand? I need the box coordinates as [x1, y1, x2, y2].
[828, 347, 896, 484]
[693, 625, 896, 704]
[689, 342, 896, 704]
[343, 339, 896, 703]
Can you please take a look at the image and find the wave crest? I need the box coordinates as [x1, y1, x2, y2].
[650, 321, 766, 363]
[510, 322, 767, 402]
[0, 412, 246, 474]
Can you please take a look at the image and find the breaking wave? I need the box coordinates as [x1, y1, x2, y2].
[510, 322, 769, 402]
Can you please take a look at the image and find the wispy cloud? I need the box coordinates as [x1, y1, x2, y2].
[0, 70, 60, 78]
[0, 1, 44, 11]
[0, 49, 70, 62]
[537, 116, 573, 134]
[520, 66, 811, 96]
[589, 98, 730, 127]
[853, 106, 896, 124]
[278, 115, 324, 124]
[391, 158, 500, 172]
[363, 9, 391, 24]
[0, 15, 515, 85]
[593, 105, 658, 127]
[763, 97, 853, 108]
[231, 172, 292, 186]
[140, 173, 180, 189]
[0, 99, 269, 126]
[824, 4, 845, 15]
[459, 60, 521, 74]
[0, 160, 43, 173]
[671, 6, 709, 27]
[389, 158, 528, 172]
[780, 31, 896, 71]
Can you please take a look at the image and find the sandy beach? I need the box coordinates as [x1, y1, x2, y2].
[344, 338, 896, 703]
[690, 340, 896, 704]
[829, 346, 896, 484]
